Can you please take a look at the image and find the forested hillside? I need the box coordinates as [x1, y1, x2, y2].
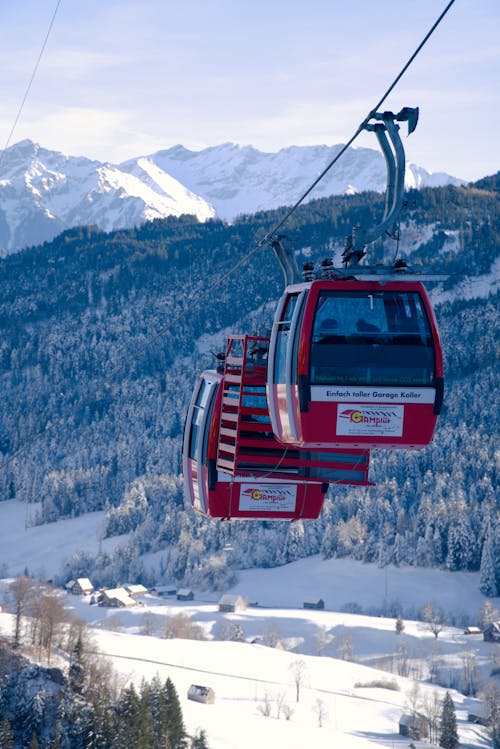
[0, 638, 191, 748]
[0, 182, 498, 596]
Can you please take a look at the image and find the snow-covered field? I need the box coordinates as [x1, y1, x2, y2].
[0, 499, 498, 748]
[0, 499, 126, 579]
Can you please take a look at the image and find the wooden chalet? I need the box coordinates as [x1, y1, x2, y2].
[176, 588, 194, 601]
[100, 587, 136, 608]
[187, 685, 215, 704]
[218, 594, 247, 613]
[483, 621, 500, 642]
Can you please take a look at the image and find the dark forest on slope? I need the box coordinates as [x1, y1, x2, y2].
[0, 182, 499, 599]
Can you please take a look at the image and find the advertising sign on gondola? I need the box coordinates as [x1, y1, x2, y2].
[337, 405, 404, 436]
[239, 484, 297, 512]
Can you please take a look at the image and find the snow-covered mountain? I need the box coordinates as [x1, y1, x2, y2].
[0, 139, 464, 255]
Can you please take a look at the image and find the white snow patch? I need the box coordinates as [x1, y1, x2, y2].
[431, 256, 500, 305]
[0, 499, 129, 579]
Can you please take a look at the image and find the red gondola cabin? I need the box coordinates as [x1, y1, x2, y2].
[267, 279, 443, 449]
[183, 335, 372, 520]
[182, 369, 328, 520]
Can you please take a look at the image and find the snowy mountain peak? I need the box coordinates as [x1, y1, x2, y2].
[0, 140, 465, 255]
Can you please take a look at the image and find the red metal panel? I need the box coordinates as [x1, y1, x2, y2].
[270, 279, 443, 449]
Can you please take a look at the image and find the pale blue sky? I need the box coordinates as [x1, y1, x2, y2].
[1, 0, 498, 181]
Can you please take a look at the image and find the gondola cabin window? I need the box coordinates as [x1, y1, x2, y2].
[188, 377, 216, 462]
[274, 293, 300, 384]
[310, 290, 435, 387]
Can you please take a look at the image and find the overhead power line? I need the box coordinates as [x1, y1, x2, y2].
[0, 0, 63, 171]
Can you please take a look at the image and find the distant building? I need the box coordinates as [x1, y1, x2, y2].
[125, 584, 148, 597]
[467, 701, 489, 727]
[463, 626, 482, 635]
[152, 585, 177, 598]
[100, 587, 136, 608]
[218, 594, 247, 613]
[187, 685, 215, 704]
[176, 588, 194, 601]
[66, 578, 94, 596]
[303, 599, 325, 610]
[399, 713, 428, 740]
[483, 621, 500, 642]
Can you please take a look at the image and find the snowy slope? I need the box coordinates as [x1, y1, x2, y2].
[0, 499, 496, 748]
[0, 499, 127, 579]
[0, 578, 494, 749]
[0, 139, 463, 255]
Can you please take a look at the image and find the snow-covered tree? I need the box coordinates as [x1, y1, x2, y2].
[439, 692, 459, 749]
[479, 523, 498, 595]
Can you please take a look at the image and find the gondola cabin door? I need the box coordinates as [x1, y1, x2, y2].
[267, 279, 443, 449]
[182, 368, 329, 520]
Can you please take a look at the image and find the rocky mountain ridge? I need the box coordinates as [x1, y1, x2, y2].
[0, 139, 464, 255]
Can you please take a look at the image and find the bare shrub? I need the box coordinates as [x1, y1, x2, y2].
[313, 698, 328, 728]
[163, 612, 206, 640]
[335, 629, 354, 661]
[257, 691, 272, 717]
[354, 679, 400, 691]
[289, 659, 308, 702]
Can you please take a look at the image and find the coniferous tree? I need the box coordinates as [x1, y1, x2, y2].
[439, 692, 459, 749]
[0, 716, 15, 749]
[136, 679, 154, 749]
[68, 698, 95, 749]
[162, 677, 187, 749]
[479, 523, 498, 596]
[88, 700, 115, 749]
[446, 512, 475, 571]
[191, 729, 210, 749]
[145, 674, 167, 749]
[69, 635, 87, 696]
[114, 683, 140, 749]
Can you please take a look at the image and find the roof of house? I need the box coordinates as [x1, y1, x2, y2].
[125, 584, 148, 595]
[76, 578, 93, 590]
[218, 594, 245, 606]
[177, 588, 193, 596]
[103, 587, 136, 606]
[485, 621, 500, 633]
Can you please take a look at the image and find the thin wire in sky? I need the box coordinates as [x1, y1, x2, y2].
[0, 0, 63, 171]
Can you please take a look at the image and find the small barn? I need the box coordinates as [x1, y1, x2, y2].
[177, 588, 194, 601]
[303, 599, 325, 610]
[125, 584, 148, 597]
[467, 703, 489, 727]
[399, 713, 428, 740]
[187, 685, 215, 704]
[464, 626, 482, 635]
[483, 621, 500, 643]
[153, 585, 177, 598]
[100, 587, 136, 608]
[66, 578, 94, 596]
[218, 594, 247, 613]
